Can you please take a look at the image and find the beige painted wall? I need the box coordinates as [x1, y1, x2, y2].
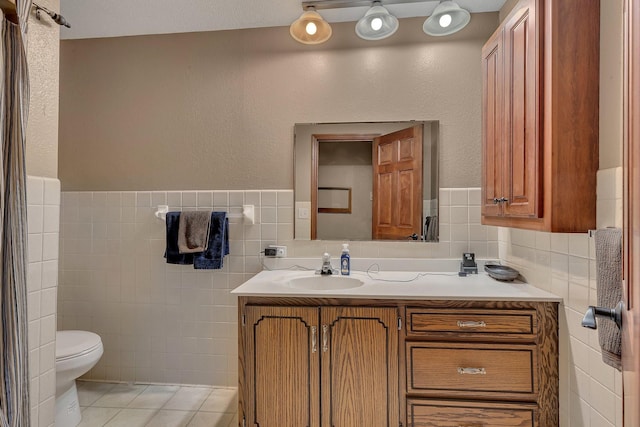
[26, 0, 60, 178]
[59, 14, 499, 191]
[499, 0, 520, 23]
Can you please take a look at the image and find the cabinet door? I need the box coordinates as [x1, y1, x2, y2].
[244, 306, 320, 427]
[502, 0, 541, 218]
[321, 306, 399, 427]
[482, 28, 504, 217]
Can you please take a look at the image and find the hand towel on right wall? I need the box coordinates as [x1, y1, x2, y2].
[594, 228, 623, 371]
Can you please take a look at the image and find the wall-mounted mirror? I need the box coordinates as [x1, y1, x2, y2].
[294, 121, 439, 241]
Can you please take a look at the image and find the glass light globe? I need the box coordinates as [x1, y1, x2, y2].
[439, 14, 452, 28]
[306, 21, 317, 35]
[371, 17, 383, 31]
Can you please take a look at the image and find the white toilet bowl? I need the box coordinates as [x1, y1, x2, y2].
[55, 330, 103, 427]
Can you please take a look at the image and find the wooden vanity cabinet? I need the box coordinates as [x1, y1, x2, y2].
[239, 298, 558, 427]
[240, 301, 399, 427]
[481, 0, 600, 232]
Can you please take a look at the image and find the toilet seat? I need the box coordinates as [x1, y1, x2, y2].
[56, 330, 102, 361]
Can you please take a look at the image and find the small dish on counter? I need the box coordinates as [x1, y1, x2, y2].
[484, 263, 520, 281]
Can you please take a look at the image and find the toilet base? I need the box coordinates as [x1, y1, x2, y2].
[55, 381, 82, 427]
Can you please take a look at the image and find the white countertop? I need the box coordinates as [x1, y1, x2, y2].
[231, 268, 562, 302]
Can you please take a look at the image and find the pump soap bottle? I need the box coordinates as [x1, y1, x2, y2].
[340, 243, 350, 275]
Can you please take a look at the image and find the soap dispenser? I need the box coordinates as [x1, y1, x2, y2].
[340, 243, 350, 275]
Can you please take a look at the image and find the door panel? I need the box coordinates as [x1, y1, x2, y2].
[378, 142, 394, 164]
[398, 169, 416, 228]
[373, 126, 423, 239]
[377, 172, 393, 226]
[244, 306, 320, 427]
[321, 306, 399, 427]
[398, 137, 417, 161]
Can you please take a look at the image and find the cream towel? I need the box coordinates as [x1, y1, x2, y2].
[594, 228, 623, 371]
[177, 211, 212, 254]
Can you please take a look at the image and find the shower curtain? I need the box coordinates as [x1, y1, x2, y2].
[0, 0, 31, 426]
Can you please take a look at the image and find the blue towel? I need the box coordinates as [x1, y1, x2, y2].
[194, 212, 230, 270]
[165, 212, 195, 265]
[165, 211, 229, 269]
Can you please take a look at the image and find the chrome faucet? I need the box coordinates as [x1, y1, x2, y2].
[317, 252, 338, 275]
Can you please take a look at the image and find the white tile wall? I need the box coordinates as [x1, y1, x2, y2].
[498, 167, 624, 427]
[27, 176, 61, 427]
[58, 187, 497, 388]
[56, 176, 625, 424]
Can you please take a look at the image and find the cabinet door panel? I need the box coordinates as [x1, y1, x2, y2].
[482, 29, 504, 217]
[321, 306, 399, 427]
[406, 308, 536, 337]
[407, 399, 535, 427]
[244, 306, 320, 427]
[503, 1, 540, 218]
[407, 342, 537, 400]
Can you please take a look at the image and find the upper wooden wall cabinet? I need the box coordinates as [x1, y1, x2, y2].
[481, 0, 600, 232]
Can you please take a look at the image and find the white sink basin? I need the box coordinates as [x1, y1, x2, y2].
[287, 275, 365, 291]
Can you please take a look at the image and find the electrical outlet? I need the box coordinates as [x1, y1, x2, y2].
[265, 245, 287, 258]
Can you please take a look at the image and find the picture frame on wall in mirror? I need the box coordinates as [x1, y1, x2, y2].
[318, 187, 352, 214]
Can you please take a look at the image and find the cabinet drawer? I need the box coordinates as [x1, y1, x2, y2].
[406, 308, 536, 337]
[407, 398, 535, 427]
[407, 342, 537, 398]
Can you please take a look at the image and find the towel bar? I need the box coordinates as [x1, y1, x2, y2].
[154, 204, 255, 224]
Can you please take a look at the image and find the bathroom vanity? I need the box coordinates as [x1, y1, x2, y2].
[233, 270, 560, 427]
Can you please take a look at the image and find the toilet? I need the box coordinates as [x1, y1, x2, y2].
[55, 330, 103, 427]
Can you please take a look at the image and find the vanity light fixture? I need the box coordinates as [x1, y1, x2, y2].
[355, 1, 399, 41]
[422, 0, 470, 36]
[290, 6, 333, 45]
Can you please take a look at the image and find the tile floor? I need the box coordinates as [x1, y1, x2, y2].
[76, 381, 238, 427]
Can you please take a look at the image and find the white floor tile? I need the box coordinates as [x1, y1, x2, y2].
[104, 408, 157, 427]
[145, 409, 196, 427]
[227, 412, 238, 427]
[78, 407, 121, 426]
[92, 383, 148, 408]
[127, 384, 179, 409]
[187, 411, 233, 427]
[199, 388, 237, 413]
[77, 381, 117, 407]
[77, 381, 238, 427]
[162, 386, 212, 411]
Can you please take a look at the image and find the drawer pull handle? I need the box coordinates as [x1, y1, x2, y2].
[457, 320, 487, 328]
[322, 324, 329, 352]
[311, 326, 317, 353]
[457, 367, 487, 375]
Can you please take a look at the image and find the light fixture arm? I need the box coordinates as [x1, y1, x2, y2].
[33, 2, 71, 28]
[303, 0, 426, 10]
